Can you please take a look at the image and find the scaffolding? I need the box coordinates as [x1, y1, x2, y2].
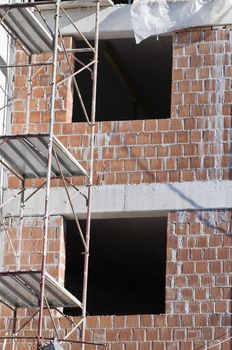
[0, 0, 112, 349]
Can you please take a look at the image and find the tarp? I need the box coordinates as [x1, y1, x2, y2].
[131, 0, 232, 43]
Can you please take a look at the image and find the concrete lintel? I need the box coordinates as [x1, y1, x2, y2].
[3, 180, 232, 219]
[39, 5, 136, 40]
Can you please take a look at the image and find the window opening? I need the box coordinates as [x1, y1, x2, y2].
[64, 216, 167, 316]
[72, 36, 172, 122]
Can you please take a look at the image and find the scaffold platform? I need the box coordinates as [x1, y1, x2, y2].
[0, 270, 83, 309]
[0, 134, 88, 179]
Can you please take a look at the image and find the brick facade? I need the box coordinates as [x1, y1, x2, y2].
[1, 216, 65, 283]
[0, 28, 232, 349]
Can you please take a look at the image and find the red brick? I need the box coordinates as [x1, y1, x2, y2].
[139, 342, 151, 350]
[177, 56, 189, 68]
[137, 159, 149, 171]
[152, 343, 165, 350]
[140, 315, 153, 328]
[184, 68, 196, 80]
[173, 329, 185, 340]
[169, 171, 181, 182]
[130, 146, 142, 158]
[165, 158, 176, 170]
[177, 158, 189, 169]
[144, 146, 157, 158]
[169, 145, 183, 157]
[99, 316, 113, 328]
[158, 119, 170, 131]
[120, 329, 133, 341]
[160, 328, 172, 341]
[172, 69, 183, 80]
[112, 343, 124, 350]
[114, 316, 125, 328]
[138, 133, 150, 144]
[125, 343, 137, 350]
[178, 81, 190, 92]
[164, 132, 176, 144]
[171, 119, 183, 130]
[196, 262, 208, 273]
[223, 261, 232, 273]
[126, 315, 139, 328]
[130, 172, 142, 184]
[106, 329, 119, 342]
[124, 134, 137, 145]
[150, 159, 162, 170]
[116, 173, 128, 184]
[143, 171, 156, 183]
[151, 132, 162, 144]
[119, 121, 130, 132]
[103, 147, 114, 159]
[156, 171, 169, 183]
[131, 120, 144, 132]
[172, 94, 182, 105]
[124, 160, 136, 171]
[146, 329, 159, 340]
[109, 134, 121, 145]
[133, 329, 145, 341]
[117, 146, 129, 159]
[144, 119, 158, 131]
[183, 262, 195, 274]
[178, 105, 190, 118]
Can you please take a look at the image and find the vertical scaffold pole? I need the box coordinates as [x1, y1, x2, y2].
[16, 178, 25, 270]
[81, 1, 100, 349]
[24, 56, 32, 134]
[37, 0, 60, 347]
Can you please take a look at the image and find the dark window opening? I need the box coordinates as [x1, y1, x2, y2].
[64, 217, 167, 316]
[72, 36, 172, 122]
[112, 0, 133, 4]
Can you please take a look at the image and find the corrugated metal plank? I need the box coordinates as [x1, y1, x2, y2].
[0, 7, 53, 53]
[0, 271, 82, 308]
[0, 134, 88, 179]
[26, 273, 70, 307]
[45, 272, 83, 308]
[20, 137, 55, 178]
[0, 276, 35, 307]
[0, 144, 24, 176]
[53, 136, 88, 177]
[7, 140, 41, 177]
[31, 136, 64, 177]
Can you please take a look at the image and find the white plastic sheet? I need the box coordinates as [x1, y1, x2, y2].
[131, 0, 232, 43]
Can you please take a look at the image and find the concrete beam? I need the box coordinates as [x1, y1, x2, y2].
[39, 4, 135, 40]
[38, 1, 231, 41]
[3, 180, 232, 219]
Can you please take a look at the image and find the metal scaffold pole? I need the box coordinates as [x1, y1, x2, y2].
[81, 1, 100, 348]
[37, 0, 61, 347]
[0, 0, 109, 348]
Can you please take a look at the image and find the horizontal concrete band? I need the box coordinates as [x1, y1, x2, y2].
[3, 180, 232, 219]
[39, 3, 232, 40]
[39, 4, 135, 40]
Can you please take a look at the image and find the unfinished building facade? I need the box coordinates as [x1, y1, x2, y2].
[0, 0, 231, 349]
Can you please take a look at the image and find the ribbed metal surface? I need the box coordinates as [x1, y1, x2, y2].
[0, 1, 113, 54]
[0, 134, 88, 179]
[0, 271, 83, 308]
[0, 7, 54, 54]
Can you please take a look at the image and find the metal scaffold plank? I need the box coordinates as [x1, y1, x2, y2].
[0, 0, 113, 54]
[0, 271, 83, 308]
[0, 134, 88, 179]
[0, 6, 54, 54]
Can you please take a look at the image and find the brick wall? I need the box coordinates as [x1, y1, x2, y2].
[1, 27, 232, 349]
[10, 28, 232, 187]
[0, 209, 231, 349]
[1, 216, 65, 283]
[81, 210, 231, 350]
